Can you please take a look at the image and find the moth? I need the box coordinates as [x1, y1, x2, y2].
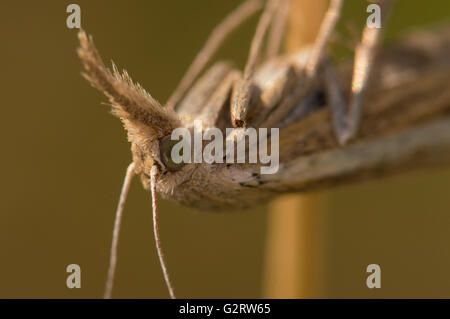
[78, 0, 395, 298]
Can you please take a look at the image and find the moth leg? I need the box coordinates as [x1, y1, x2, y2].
[198, 70, 242, 130]
[177, 61, 233, 124]
[340, 0, 394, 144]
[231, 0, 279, 127]
[266, 0, 290, 59]
[166, 0, 264, 109]
[321, 59, 348, 143]
[256, 0, 342, 129]
[321, 25, 383, 145]
[325, 0, 394, 144]
[306, 0, 343, 77]
[257, 0, 343, 129]
[254, 64, 304, 129]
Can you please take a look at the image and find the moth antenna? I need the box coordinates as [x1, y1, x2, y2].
[104, 162, 136, 299]
[166, 0, 264, 109]
[150, 165, 176, 299]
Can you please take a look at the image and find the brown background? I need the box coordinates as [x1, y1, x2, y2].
[0, 0, 449, 298]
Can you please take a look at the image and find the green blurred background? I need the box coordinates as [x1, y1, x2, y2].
[0, 0, 449, 298]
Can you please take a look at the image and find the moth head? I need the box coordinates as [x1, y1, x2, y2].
[77, 30, 185, 178]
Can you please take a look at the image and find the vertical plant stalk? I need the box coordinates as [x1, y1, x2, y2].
[262, 0, 328, 298]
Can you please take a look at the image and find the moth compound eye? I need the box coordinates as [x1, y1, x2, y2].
[160, 135, 185, 172]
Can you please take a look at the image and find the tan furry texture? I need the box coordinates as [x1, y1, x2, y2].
[78, 30, 181, 173]
[78, 17, 450, 210]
